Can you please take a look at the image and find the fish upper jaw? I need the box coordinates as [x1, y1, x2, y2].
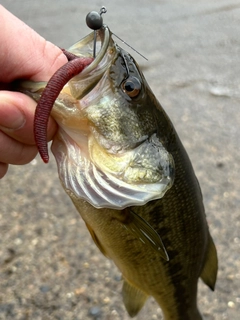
[66, 28, 116, 100]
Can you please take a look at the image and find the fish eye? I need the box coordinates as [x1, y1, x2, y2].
[122, 77, 141, 98]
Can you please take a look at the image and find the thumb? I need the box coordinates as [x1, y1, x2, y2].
[0, 91, 57, 145]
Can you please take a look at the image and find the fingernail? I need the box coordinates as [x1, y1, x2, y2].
[0, 95, 26, 130]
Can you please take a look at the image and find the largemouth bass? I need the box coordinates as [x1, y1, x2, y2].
[19, 24, 218, 319]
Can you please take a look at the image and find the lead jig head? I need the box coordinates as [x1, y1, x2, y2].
[86, 6, 107, 58]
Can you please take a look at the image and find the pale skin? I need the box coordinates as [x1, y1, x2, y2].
[0, 5, 68, 178]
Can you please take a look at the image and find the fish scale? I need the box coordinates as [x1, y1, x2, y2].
[129, 137, 209, 319]
[18, 24, 217, 319]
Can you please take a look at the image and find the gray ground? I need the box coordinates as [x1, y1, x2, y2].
[0, 0, 240, 319]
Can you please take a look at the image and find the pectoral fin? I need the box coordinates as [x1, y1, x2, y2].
[123, 209, 169, 261]
[122, 279, 148, 317]
[200, 233, 218, 290]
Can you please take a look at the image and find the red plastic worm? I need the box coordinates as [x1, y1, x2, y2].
[34, 53, 93, 163]
[61, 48, 80, 61]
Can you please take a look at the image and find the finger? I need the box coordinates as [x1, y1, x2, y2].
[0, 91, 58, 145]
[0, 130, 38, 165]
[0, 5, 67, 82]
[0, 162, 8, 179]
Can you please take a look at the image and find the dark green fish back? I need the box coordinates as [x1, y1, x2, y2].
[130, 94, 218, 319]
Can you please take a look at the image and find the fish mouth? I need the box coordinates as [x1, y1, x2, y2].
[51, 27, 175, 210]
[68, 27, 110, 75]
[63, 26, 112, 100]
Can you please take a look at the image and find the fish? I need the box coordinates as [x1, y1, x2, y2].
[19, 24, 218, 319]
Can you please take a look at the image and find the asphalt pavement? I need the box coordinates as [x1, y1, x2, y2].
[0, 1, 240, 319]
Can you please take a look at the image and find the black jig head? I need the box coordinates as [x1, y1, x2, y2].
[86, 6, 107, 58]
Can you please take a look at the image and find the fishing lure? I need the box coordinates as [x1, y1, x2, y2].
[33, 5, 149, 163]
[34, 7, 108, 162]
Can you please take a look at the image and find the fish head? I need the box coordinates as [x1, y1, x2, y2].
[49, 27, 175, 209]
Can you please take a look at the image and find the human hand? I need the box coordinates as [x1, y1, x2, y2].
[0, 5, 68, 178]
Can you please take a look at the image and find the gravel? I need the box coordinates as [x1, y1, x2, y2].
[0, 1, 240, 319]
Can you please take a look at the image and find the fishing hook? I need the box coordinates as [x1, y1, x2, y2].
[86, 6, 107, 58]
[86, 6, 147, 61]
